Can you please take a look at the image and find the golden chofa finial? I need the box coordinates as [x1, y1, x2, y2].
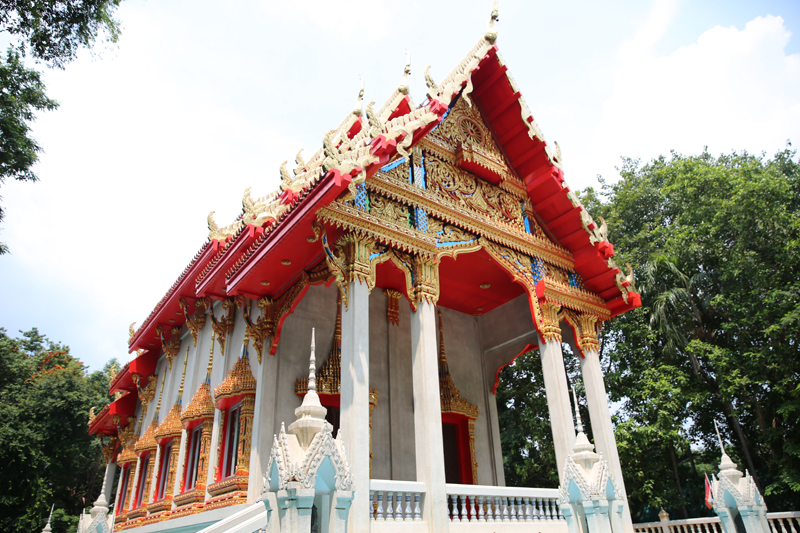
[128, 322, 137, 344]
[399, 50, 411, 95]
[353, 75, 364, 117]
[485, 0, 499, 43]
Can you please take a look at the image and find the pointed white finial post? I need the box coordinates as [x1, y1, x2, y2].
[308, 327, 317, 393]
[288, 328, 327, 450]
[714, 419, 725, 455]
[571, 388, 584, 434]
[42, 504, 54, 533]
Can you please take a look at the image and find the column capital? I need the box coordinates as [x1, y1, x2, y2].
[323, 230, 378, 309]
[412, 255, 440, 305]
[539, 301, 562, 344]
[577, 313, 601, 354]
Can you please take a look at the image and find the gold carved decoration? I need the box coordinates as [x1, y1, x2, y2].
[369, 194, 411, 226]
[210, 299, 236, 356]
[132, 374, 158, 417]
[559, 309, 602, 355]
[539, 301, 562, 344]
[425, 156, 523, 225]
[179, 297, 209, 348]
[213, 347, 257, 405]
[155, 325, 182, 371]
[181, 333, 216, 426]
[101, 435, 118, 464]
[384, 289, 402, 326]
[412, 256, 440, 305]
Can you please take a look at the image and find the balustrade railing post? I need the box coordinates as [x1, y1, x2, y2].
[395, 491, 403, 521]
[376, 491, 384, 521]
[369, 490, 375, 521]
[413, 493, 421, 521]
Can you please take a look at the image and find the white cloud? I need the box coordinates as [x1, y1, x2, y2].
[585, 14, 800, 183]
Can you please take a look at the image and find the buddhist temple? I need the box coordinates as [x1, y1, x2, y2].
[84, 5, 641, 533]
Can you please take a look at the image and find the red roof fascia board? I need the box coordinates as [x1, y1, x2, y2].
[196, 226, 267, 298]
[225, 172, 355, 294]
[88, 391, 137, 436]
[128, 349, 158, 378]
[108, 361, 132, 395]
[129, 244, 214, 352]
[470, 47, 635, 314]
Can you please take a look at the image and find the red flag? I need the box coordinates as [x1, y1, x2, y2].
[704, 474, 713, 509]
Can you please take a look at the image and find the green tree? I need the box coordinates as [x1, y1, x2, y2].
[0, 328, 116, 533]
[0, 0, 123, 254]
[597, 148, 800, 512]
[498, 148, 800, 519]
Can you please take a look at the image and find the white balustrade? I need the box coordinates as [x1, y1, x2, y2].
[635, 511, 800, 533]
[768, 512, 800, 533]
[444, 484, 563, 523]
[369, 479, 426, 523]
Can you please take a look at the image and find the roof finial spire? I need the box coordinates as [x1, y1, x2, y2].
[42, 504, 54, 533]
[714, 419, 725, 456]
[572, 388, 584, 434]
[308, 327, 317, 393]
[399, 50, 411, 95]
[353, 76, 365, 117]
[485, 0, 499, 43]
[288, 328, 327, 450]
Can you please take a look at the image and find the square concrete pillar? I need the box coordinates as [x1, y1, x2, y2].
[410, 301, 450, 532]
[538, 334, 576, 480]
[340, 282, 371, 532]
[579, 347, 634, 533]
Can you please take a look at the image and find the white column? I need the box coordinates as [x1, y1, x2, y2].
[114, 463, 126, 514]
[340, 282, 371, 533]
[248, 344, 279, 502]
[538, 334, 576, 479]
[128, 457, 142, 510]
[580, 347, 634, 533]
[410, 301, 450, 532]
[204, 409, 223, 495]
[172, 429, 188, 499]
[147, 446, 161, 504]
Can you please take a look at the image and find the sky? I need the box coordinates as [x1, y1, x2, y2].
[1, 0, 799, 372]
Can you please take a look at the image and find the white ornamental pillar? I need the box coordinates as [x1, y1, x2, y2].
[91, 460, 117, 517]
[340, 280, 371, 533]
[538, 328, 576, 480]
[575, 314, 633, 533]
[128, 457, 142, 511]
[411, 300, 450, 532]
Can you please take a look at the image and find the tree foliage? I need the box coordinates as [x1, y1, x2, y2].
[0, 1, 121, 68]
[498, 148, 800, 519]
[0, 328, 116, 533]
[0, 0, 123, 254]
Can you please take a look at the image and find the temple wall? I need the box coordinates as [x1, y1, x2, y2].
[134, 283, 533, 499]
[438, 307, 496, 486]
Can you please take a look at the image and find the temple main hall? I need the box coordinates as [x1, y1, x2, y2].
[85, 7, 643, 533]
